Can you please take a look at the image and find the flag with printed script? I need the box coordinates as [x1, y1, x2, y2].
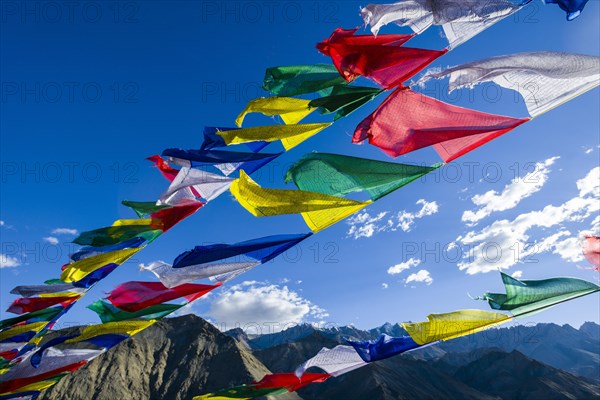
[308, 85, 384, 120]
[544, 0, 589, 20]
[216, 123, 332, 151]
[263, 64, 349, 97]
[0, 348, 103, 394]
[479, 272, 600, 315]
[6, 294, 80, 315]
[360, 0, 529, 48]
[230, 171, 371, 233]
[141, 260, 260, 287]
[87, 300, 183, 323]
[317, 28, 446, 89]
[582, 235, 600, 270]
[162, 148, 281, 176]
[295, 345, 367, 378]
[345, 334, 421, 362]
[235, 97, 315, 126]
[354, 89, 529, 162]
[106, 281, 221, 312]
[285, 152, 441, 200]
[158, 168, 234, 204]
[423, 52, 600, 117]
[60, 248, 142, 283]
[402, 309, 512, 345]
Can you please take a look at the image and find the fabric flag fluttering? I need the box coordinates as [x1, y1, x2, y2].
[162, 149, 281, 176]
[360, 0, 530, 48]
[263, 64, 349, 97]
[9, 284, 81, 298]
[353, 88, 529, 162]
[230, 171, 371, 233]
[285, 152, 441, 200]
[582, 235, 600, 271]
[86, 300, 183, 323]
[544, 0, 589, 20]
[121, 201, 171, 218]
[215, 123, 332, 151]
[235, 97, 315, 126]
[0, 308, 64, 331]
[6, 295, 80, 315]
[105, 281, 221, 312]
[60, 248, 142, 284]
[158, 167, 234, 205]
[308, 85, 384, 120]
[345, 334, 421, 362]
[317, 28, 446, 89]
[295, 345, 367, 378]
[478, 272, 600, 315]
[422, 52, 600, 118]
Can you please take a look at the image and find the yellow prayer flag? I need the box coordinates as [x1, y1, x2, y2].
[112, 219, 152, 226]
[217, 123, 331, 151]
[0, 322, 47, 342]
[60, 247, 142, 283]
[235, 97, 314, 127]
[65, 320, 156, 344]
[403, 309, 512, 345]
[230, 171, 371, 233]
[0, 378, 60, 395]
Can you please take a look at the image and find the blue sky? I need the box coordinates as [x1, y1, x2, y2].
[1, 1, 599, 335]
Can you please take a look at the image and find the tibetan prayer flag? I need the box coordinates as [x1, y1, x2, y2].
[65, 320, 155, 344]
[317, 28, 445, 89]
[354, 88, 529, 162]
[149, 201, 204, 231]
[424, 52, 600, 117]
[158, 168, 234, 204]
[122, 201, 171, 218]
[141, 260, 261, 288]
[0, 308, 63, 331]
[162, 148, 281, 176]
[9, 284, 78, 298]
[0, 323, 47, 344]
[60, 248, 142, 283]
[263, 64, 348, 97]
[252, 373, 330, 392]
[544, 0, 589, 20]
[201, 127, 269, 153]
[480, 272, 600, 315]
[402, 309, 512, 345]
[582, 235, 600, 270]
[70, 231, 159, 262]
[147, 155, 179, 181]
[345, 334, 421, 362]
[87, 300, 183, 323]
[361, 1, 528, 48]
[295, 345, 366, 378]
[230, 171, 371, 233]
[308, 85, 384, 120]
[216, 123, 332, 151]
[6, 295, 79, 315]
[173, 233, 311, 268]
[73, 221, 157, 247]
[0, 375, 64, 399]
[106, 281, 221, 312]
[285, 152, 441, 200]
[235, 97, 314, 127]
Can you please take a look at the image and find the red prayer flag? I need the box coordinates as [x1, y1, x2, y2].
[6, 296, 79, 315]
[253, 373, 331, 392]
[147, 155, 179, 182]
[106, 281, 221, 312]
[582, 235, 600, 271]
[317, 28, 446, 89]
[354, 88, 530, 162]
[150, 201, 204, 232]
[0, 361, 86, 393]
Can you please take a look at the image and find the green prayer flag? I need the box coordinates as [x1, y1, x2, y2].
[263, 64, 348, 97]
[73, 223, 158, 247]
[285, 153, 441, 200]
[86, 299, 183, 323]
[482, 272, 600, 316]
[0, 307, 63, 331]
[122, 200, 171, 218]
[309, 85, 384, 120]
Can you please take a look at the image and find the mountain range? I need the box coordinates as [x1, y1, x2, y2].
[38, 315, 600, 399]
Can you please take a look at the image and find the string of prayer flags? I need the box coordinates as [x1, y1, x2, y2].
[60, 248, 142, 284]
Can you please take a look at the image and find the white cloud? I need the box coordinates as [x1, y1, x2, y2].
[462, 156, 559, 226]
[51, 228, 78, 235]
[347, 200, 438, 239]
[1, 253, 20, 268]
[43, 236, 59, 245]
[511, 270, 523, 279]
[455, 167, 600, 274]
[208, 281, 328, 332]
[381, 283, 389, 289]
[0, 220, 4, 226]
[405, 269, 433, 285]
[387, 258, 421, 275]
[585, 147, 594, 154]
[552, 236, 585, 263]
